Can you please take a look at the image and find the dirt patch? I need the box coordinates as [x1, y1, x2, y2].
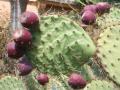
[0, 1, 10, 59]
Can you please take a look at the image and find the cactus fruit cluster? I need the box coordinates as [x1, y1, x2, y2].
[81, 2, 111, 25]
[1, 0, 120, 90]
[6, 9, 39, 76]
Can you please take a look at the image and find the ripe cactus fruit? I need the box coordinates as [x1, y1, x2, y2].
[6, 41, 24, 59]
[20, 11, 39, 27]
[68, 73, 86, 89]
[84, 80, 115, 90]
[26, 15, 96, 75]
[17, 56, 33, 76]
[81, 5, 97, 15]
[0, 76, 26, 90]
[82, 11, 96, 25]
[96, 2, 111, 14]
[36, 73, 49, 85]
[13, 28, 32, 47]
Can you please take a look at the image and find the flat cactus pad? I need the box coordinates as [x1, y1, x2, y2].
[27, 15, 96, 76]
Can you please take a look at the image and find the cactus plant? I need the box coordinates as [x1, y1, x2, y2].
[2, 0, 120, 89]
[97, 23, 120, 85]
[96, 7, 120, 85]
[26, 15, 96, 75]
[0, 76, 26, 90]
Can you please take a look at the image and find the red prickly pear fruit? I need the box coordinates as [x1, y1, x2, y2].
[6, 41, 24, 59]
[96, 2, 111, 14]
[81, 11, 96, 25]
[13, 28, 32, 47]
[36, 73, 49, 86]
[17, 56, 33, 76]
[68, 73, 86, 89]
[20, 11, 39, 27]
[81, 5, 97, 15]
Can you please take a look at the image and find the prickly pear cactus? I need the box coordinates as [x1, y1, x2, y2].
[0, 76, 26, 90]
[97, 6, 120, 85]
[84, 80, 116, 90]
[27, 15, 96, 75]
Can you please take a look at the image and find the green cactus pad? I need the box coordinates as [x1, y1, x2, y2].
[84, 80, 116, 90]
[96, 6, 120, 86]
[0, 76, 26, 90]
[27, 15, 96, 75]
[97, 23, 120, 85]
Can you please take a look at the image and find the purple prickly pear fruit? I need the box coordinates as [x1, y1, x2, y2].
[6, 41, 24, 59]
[36, 73, 49, 86]
[81, 11, 96, 25]
[13, 28, 32, 47]
[20, 11, 39, 27]
[81, 5, 97, 15]
[17, 56, 32, 76]
[96, 2, 111, 14]
[68, 73, 86, 89]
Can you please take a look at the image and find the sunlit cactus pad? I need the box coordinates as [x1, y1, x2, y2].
[27, 15, 96, 75]
[0, 76, 26, 90]
[84, 80, 116, 90]
[97, 7, 120, 85]
[97, 23, 120, 85]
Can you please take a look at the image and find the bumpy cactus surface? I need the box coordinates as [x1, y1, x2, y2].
[97, 7, 120, 85]
[97, 7, 120, 29]
[84, 80, 116, 90]
[27, 15, 96, 75]
[0, 76, 26, 90]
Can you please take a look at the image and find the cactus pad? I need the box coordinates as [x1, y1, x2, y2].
[97, 23, 120, 85]
[27, 15, 96, 75]
[0, 76, 26, 90]
[84, 80, 116, 90]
